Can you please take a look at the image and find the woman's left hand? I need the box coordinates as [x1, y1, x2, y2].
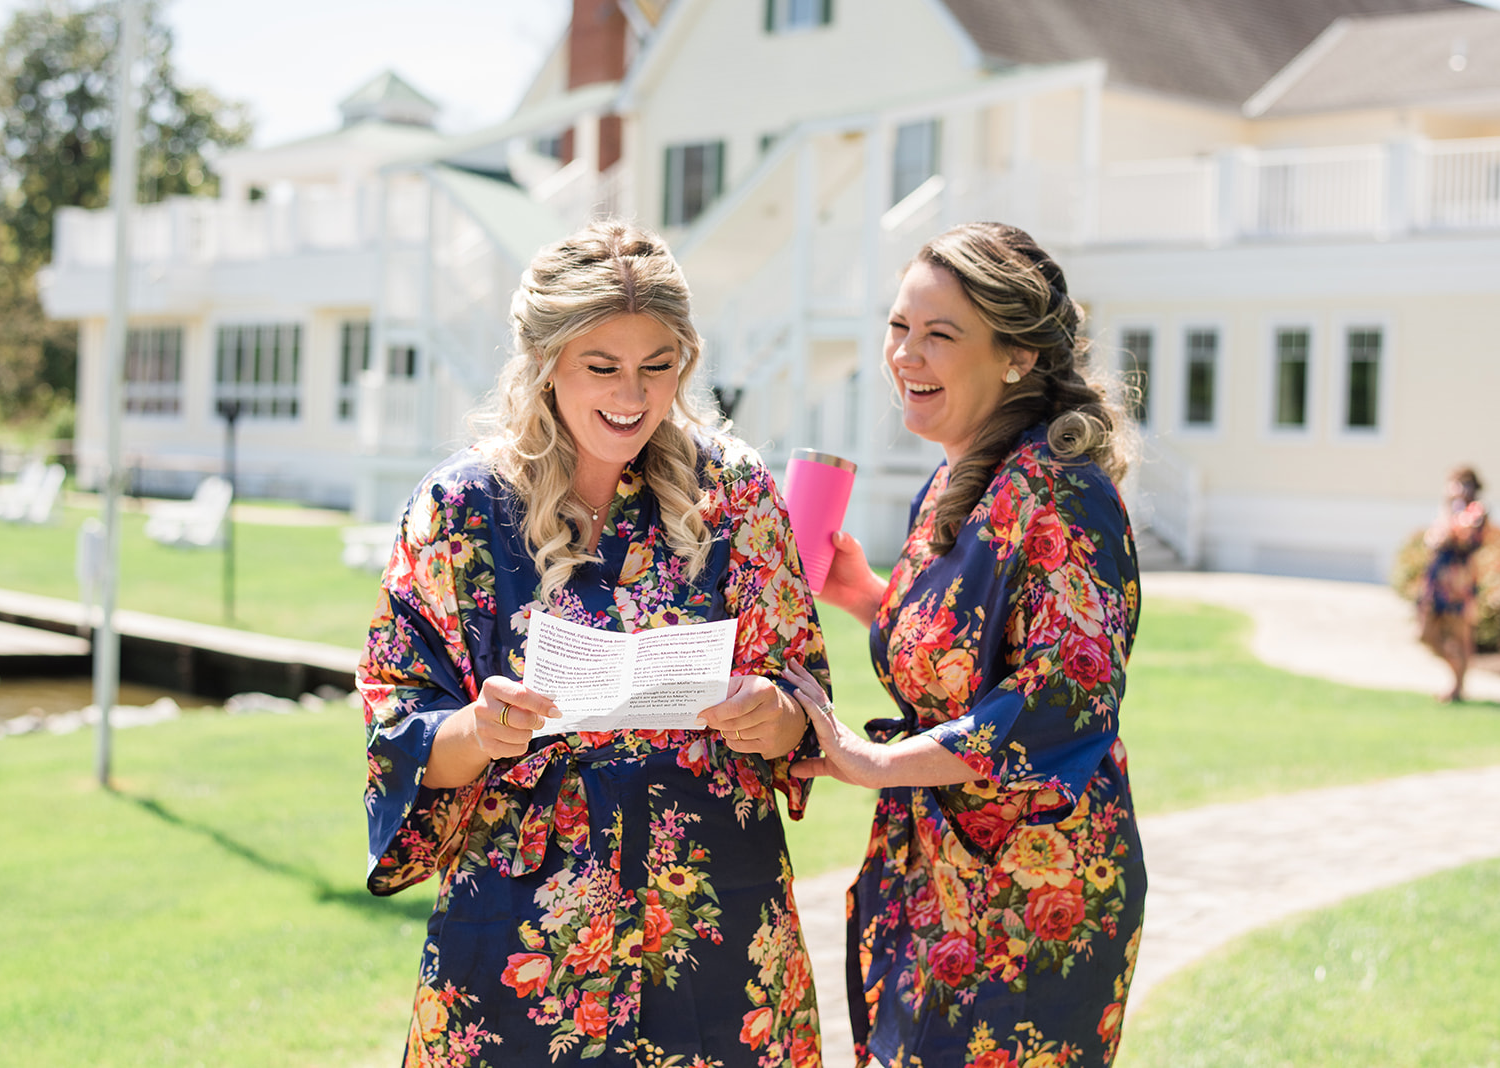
[697, 674, 808, 758]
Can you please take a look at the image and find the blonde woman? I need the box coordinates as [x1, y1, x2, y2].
[360, 220, 828, 1066]
[785, 222, 1146, 1067]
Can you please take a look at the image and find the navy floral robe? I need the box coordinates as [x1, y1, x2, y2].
[360, 433, 828, 1068]
[851, 425, 1146, 1068]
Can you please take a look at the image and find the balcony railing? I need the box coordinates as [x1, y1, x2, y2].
[52, 181, 431, 268]
[1086, 136, 1500, 246]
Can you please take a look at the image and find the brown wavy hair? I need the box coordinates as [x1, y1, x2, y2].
[910, 222, 1135, 555]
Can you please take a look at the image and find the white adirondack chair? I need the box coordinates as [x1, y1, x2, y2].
[0, 460, 66, 524]
[144, 475, 234, 548]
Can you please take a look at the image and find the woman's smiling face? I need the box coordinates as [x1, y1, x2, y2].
[884, 260, 1026, 464]
[552, 313, 682, 486]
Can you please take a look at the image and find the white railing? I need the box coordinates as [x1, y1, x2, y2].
[1422, 137, 1500, 229]
[530, 158, 628, 226]
[1084, 136, 1500, 246]
[1240, 144, 1387, 238]
[1134, 433, 1202, 568]
[357, 376, 422, 454]
[52, 182, 407, 268]
[1096, 157, 1217, 244]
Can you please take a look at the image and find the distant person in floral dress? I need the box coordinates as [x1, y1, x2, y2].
[359, 220, 828, 1066]
[784, 222, 1146, 1067]
[1418, 466, 1488, 702]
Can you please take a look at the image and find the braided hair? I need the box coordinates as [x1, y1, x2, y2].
[911, 222, 1133, 556]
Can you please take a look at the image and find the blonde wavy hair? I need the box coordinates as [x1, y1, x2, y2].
[469, 219, 719, 605]
[908, 222, 1138, 555]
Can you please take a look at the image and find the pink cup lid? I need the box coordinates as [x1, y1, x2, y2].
[790, 448, 857, 473]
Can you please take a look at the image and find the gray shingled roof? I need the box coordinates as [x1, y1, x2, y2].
[939, 0, 1471, 106]
[1247, 7, 1500, 114]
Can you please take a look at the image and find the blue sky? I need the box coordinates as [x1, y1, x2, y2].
[1, 0, 1497, 150]
[0, 0, 570, 147]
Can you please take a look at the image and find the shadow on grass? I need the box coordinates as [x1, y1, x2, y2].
[117, 791, 435, 923]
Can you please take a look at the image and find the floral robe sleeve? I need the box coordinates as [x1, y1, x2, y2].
[852, 424, 1146, 1068]
[358, 433, 830, 1067]
[872, 429, 1138, 862]
[361, 434, 827, 893]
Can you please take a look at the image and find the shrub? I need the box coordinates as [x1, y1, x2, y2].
[1390, 521, 1500, 652]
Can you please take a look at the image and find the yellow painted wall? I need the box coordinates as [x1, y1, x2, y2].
[1099, 91, 1245, 161]
[1094, 289, 1500, 504]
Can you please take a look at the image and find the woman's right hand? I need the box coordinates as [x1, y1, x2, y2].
[423, 677, 560, 788]
[815, 530, 888, 628]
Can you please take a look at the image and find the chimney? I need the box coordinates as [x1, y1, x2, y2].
[569, 0, 628, 89]
[567, 0, 628, 172]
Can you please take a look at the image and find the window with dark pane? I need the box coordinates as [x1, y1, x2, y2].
[338, 320, 371, 421]
[1184, 328, 1218, 427]
[892, 119, 940, 205]
[1345, 327, 1382, 429]
[215, 323, 302, 420]
[663, 141, 725, 227]
[124, 326, 183, 416]
[1120, 328, 1152, 424]
[1274, 327, 1309, 428]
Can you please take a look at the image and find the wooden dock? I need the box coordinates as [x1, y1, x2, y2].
[0, 588, 359, 700]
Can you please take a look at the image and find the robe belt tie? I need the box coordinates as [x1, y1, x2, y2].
[489, 734, 731, 879]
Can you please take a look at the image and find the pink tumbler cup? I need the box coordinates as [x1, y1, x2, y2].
[783, 448, 857, 595]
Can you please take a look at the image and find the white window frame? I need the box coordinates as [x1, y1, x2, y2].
[1177, 320, 1225, 436]
[1263, 319, 1317, 439]
[1115, 322, 1158, 431]
[1331, 314, 1392, 442]
[892, 118, 941, 206]
[336, 320, 372, 422]
[662, 140, 725, 228]
[214, 322, 303, 421]
[764, 0, 832, 34]
[123, 324, 185, 419]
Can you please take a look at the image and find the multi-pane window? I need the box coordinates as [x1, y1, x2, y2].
[337, 320, 372, 421]
[892, 119, 940, 205]
[1345, 326, 1382, 430]
[388, 344, 418, 379]
[663, 141, 725, 228]
[764, 0, 832, 32]
[1120, 328, 1153, 424]
[123, 326, 183, 416]
[215, 323, 301, 419]
[1274, 327, 1310, 428]
[1183, 328, 1218, 427]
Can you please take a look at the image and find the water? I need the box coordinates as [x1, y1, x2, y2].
[0, 676, 211, 723]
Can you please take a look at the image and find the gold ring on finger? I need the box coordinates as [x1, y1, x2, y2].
[500, 703, 511, 729]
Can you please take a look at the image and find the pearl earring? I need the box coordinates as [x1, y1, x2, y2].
[1004, 368, 1022, 384]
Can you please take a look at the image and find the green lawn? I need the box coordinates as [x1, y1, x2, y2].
[6, 503, 1500, 1065]
[0, 501, 383, 648]
[1116, 859, 1500, 1068]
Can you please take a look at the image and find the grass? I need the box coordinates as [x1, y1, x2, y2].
[6, 501, 1500, 1064]
[1, 707, 430, 1067]
[1115, 859, 1500, 1068]
[0, 501, 383, 648]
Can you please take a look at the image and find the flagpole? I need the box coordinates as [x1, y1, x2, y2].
[95, 0, 142, 787]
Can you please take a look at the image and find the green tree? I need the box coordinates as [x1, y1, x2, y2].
[0, 0, 251, 426]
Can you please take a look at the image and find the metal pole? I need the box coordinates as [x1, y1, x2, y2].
[94, 0, 143, 788]
[218, 401, 240, 621]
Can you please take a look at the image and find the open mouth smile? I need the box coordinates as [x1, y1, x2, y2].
[600, 410, 645, 430]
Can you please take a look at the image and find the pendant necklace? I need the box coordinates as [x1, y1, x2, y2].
[576, 490, 612, 523]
